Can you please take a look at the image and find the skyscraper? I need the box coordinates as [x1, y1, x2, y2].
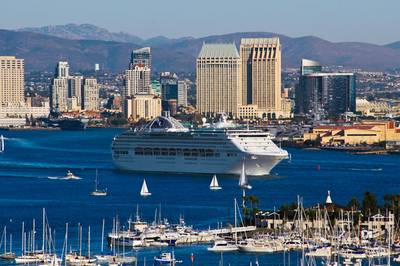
[130, 47, 151, 69]
[240, 38, 283, 119]
[0, 56, 24, 106]
[51, 62, 69, 112]
[68, 76, 83, 106]
[124, 65, 151, 96]
[296, 59, 356, 118]
[160, 72, 178, 102]
[196, 43, 241, 117]
[51, 61, 99, 112]
[81, 78, 100, 111]
[177, 80, 188, 107]
[55, 61, 70, 78]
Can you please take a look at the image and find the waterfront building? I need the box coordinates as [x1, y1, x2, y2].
[130, 47, 151, 69]
[81, 78, 100, 111]
[196, 43, 241, 117]
[0, 102, 50, 119]
[356, 98, 392, 117]
[125, 94, 161, 121]
[295, 59, 356, 118]
[303, 120, 400, 147]
[0, 56, 24, 106]
[240, 38, 286, 119]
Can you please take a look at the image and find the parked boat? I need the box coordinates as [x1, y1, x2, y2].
[140, 179, 151, 197]
[0, 226, 16, 260]
[238, 239, 275, 253]
[209, 175, 222, 190]
[154, 252, 182, 265]
[207, 239, 238, 252]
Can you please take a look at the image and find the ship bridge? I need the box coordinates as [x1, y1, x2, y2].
[140, 116, 189, 133]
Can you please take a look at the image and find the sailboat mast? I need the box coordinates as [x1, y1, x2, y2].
[42, 208, 45, 253]
[21, 222, 24, 255]
[88, 226, 91, 259]
[32, 219, 35, 253]
[101, 219, 105, 254]
[3, 226, 6, 255]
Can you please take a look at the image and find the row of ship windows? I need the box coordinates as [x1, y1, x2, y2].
[115, 148, 240, 158]
[135, 147, 221, 157]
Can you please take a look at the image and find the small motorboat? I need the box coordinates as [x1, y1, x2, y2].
[154, 252, 182, 265]
[63, 170, 81, 180]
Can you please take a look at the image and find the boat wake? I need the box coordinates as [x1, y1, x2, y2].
[349, 168, 383, 172]
[47, 176, 82, 180]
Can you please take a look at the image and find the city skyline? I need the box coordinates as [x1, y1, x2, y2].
[1, 0, 400, 45]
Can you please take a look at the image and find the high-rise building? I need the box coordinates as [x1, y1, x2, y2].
[196, 43, 241, 117]
[296, 59, 356, 118]
[68, 76, 83, 106]
[55, 61, 70, 78]
[300, 59, 322, 75]
[177, 80, 188, 107]
[240, 38, 282, 118]
[124, 65, 151, 96]
[81, 78, 100, 111]
[0, 56, 24, 106]
[130, 47, 151, 69]
[160, 72, 178, 101]
[125, 94, 161, 121]
[51, 78, 69, 112]
[51, 61, 100, 112]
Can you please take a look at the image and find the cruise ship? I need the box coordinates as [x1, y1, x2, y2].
[112, 115, 288, 176]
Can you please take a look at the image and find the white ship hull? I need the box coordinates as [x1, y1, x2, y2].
[113, 153, 285, 176]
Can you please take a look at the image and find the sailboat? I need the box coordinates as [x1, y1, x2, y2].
[239, 162, 252, 190]
[0, 135, 4, 153]
[0, 226, 16, 260]
[90, 170, 107, 196]
[140, 179, 151, 197]
[209, 175, 222, 190]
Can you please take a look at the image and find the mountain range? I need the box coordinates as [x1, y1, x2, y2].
[0, 24, 398, 73]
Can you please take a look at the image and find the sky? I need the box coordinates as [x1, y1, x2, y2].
[1, 0, 399, 45]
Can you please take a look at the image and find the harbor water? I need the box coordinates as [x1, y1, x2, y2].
[0, 128, 399, 265]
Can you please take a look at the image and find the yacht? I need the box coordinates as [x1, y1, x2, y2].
[207, 239, 238, 252]
[112, 114, 288, 176]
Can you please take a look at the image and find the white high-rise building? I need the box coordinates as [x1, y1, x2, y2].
[56, 61, 70, 78]
[82, 78, 99, 111]
[51, 78, 69, 112]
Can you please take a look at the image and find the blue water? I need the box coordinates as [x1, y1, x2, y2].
[0, 129, 399, 265]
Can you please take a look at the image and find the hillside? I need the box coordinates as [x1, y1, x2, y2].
[2, 27, 400, 73]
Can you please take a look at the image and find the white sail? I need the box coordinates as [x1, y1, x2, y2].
[239, 162, 252, 189]
[0, 135, 4, 153]
[140, 179, 151, 196]
[209, 175, 222, 190]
